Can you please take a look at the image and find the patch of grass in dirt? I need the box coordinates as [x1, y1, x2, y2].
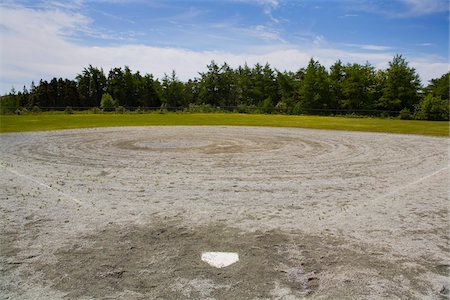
[0, 112, 448, 136]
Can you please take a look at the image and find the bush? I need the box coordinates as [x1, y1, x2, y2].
[115, 106, 126, 114]
[135, 107, 146, 114]
[185, 104, 222, 113]
[275, 101, 288, 114]
[399, 108, 412, 120]
[292, 102, 302, 115]
[64, 106, 74, 114]
[260, 97, 274, 114]
[15, 107, 29, 115]
[31, 105, 41, 113]
[237, 104, 259, 114]
[100, 93, 117, 112]
[0, 95, 19, 114]
[379, 112, 390, 119]
[237, 104, 248, 113]
[90, 107, 101, 114]
[415, 94, 449, 121]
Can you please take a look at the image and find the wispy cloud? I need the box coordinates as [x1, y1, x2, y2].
[251, 25, 286, 42]
[351, 0, 449, 17]
[339, 14, 359, 18]
[343, 43, 393, 51]
[399, 0, 449, 16]
[416, 43, 434, 47]
[233, 0, 280, 22]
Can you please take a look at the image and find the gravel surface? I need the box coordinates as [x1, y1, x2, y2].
[0, 126, 448, 299]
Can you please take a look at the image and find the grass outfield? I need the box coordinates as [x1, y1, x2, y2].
[0, 112, 448, 136]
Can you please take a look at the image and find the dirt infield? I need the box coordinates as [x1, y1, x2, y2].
[0, 126, 448, 299]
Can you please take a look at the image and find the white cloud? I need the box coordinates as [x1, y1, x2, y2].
[344, 43, 392, 51]
[1, 2, 448, 93]
[347, 0, 449, 18]
[399, 0, 449, 15]
[237, 0, 279, 8]
[234, 0, 280, 22]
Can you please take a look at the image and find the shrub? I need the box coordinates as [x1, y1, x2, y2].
[100, 93, 117, 112]
[237, 104, 248, 113]
[399, 108, 412, 120]
[15, 107, 29, 115]
[31, 106, 41, 113]
[237, 104, 259, 114]
[90, 107, 101, 114]
[135, 107, 146, 114]
[0, 95, 19, 114]
[379, 112, 390, 119]
[292, 102, 302, 115]
[275, 101, 288, 114]
[115, 106, 126, 114]
[261, 97, 274, 114]
[64, 106, 74, 114]
[185, 104, 222, 113]
[415, 94, 449, 121]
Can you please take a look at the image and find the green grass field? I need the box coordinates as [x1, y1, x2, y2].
[0, 112, 448, 136]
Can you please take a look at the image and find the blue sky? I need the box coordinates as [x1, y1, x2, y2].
[0, 0, 448, 93]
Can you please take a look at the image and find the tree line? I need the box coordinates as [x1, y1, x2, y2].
[1, 55, 449, 120]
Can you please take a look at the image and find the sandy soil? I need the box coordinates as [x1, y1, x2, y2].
[0, 126, 448, 299]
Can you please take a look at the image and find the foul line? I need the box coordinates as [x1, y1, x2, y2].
[2, 166, 83, 205]
[373, 166, 449, 203]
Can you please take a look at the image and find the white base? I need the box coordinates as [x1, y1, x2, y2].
[201, 252, 239, 268]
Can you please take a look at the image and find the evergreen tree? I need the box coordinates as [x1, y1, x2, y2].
[426, 72, 449, 100]
[329, 60, 345, 109]
[140, 74, 161, 108]
[300, 59, 330, 110]
[76, 65, 106, 107]
[161, 70, 184, 108]
[377, 55, 421, 111]
[107, 67, 126, 106]
[341, 63, 377, 110]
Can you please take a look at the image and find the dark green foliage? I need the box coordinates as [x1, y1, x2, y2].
[161, 71, 184, 108]
[76, 65, 106, 107]
[299, 59, 331, 110]
[260, 97, 274, 114]
[64, 106, 74, 114]
[292, 102, 303, 115]
[415, 94, 449, 121]
[200, 61, 240, 107]
[31, 106, 41, 113]
[340, 63, 377, 110]
[115, 106, 127, 114]
[274, 101, 288, 113]
[399, 108, 412, 120]
[425, 72, 449, 100]
[185, 104, 223, 113]
[0, 94, 20, 114]
[377, 55, 421, 111]
[3, 56, 449, 120]
[15, 107, 28, 115]
[106, 66, 161, 108]
[90, 107, 101, 114]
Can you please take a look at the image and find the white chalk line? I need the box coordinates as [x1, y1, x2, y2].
[373, 165, 449, 203]
[2, 166, 84, 205]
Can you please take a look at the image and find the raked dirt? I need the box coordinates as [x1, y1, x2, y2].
[0, 126, 448, 299]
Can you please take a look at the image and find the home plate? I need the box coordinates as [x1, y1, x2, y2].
[201, 252, 239, 268]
